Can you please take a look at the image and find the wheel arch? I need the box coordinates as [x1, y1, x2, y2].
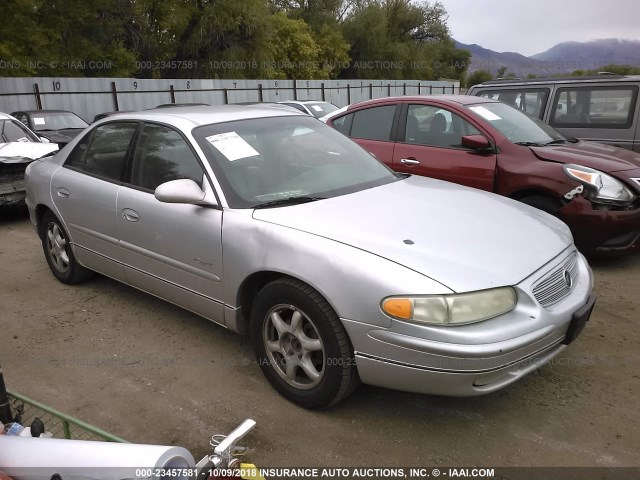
[234, 270, 341, 337]
[509, 188, 566, 205]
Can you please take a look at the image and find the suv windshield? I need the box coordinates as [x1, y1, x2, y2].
[193, 115, 399, 208]
[467, 102, 566, 145]
[30, 112, 89, 131]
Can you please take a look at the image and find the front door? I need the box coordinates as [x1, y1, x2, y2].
[392, 103, 497, 191]
[116, 122, 226, 324]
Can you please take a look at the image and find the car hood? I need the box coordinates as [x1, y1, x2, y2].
[0, 142, 59, 163]
[530, 141, 640, 173]
[253, 176, 572, 292]
[37, 129, 83, 145]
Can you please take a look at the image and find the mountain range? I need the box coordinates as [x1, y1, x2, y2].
[454, 38, 640, 76]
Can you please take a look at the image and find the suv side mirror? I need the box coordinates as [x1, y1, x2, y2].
[461, 135, 491, 150]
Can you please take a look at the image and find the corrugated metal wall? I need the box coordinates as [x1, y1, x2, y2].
[0, 77, 460, 122]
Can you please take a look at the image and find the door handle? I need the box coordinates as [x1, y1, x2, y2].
[400, 158, 420, 166]
[56, 187, 70, 198]
[122, 208, 140, 222]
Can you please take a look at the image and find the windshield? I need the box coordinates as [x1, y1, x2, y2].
[30, 112, 89, 131]
[306, 103, 339, 119]
[466, 102, 565, 145]
[0, 119, 39, 143]
[193, 115, 399, 208]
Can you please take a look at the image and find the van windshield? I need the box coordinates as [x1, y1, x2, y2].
[467, 102, 566, 145]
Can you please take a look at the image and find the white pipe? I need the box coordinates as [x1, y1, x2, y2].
[0, 436, 195, 480]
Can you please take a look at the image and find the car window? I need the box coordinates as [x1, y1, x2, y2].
[476, 89, 550, 119]
[350, 105, 396, 141]
[550, 86, 638, 129]
[28, 112, 89, 131]
[64, 123, 138, 181]
[130, 123, 204, 191]
[284, 103, 308, 114]
[0, 120, 38, 142]
[332, 113, 353, 136]
[467, 102, 565, 144]
[193, 116, 398, 208]
[404, 104, 481, 148]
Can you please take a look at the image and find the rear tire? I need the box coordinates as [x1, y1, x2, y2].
[41, 211, 93, 284]
[250, 278, 360, 409]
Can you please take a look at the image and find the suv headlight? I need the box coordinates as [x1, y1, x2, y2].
[381, 287, 517, 326]
[563, 164, 636, 205]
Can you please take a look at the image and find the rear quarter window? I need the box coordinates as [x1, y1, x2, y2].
[550, 85, 638, 129]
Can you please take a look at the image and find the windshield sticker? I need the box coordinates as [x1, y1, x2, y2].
[469, 106, 501, 121]
[33, 117, 46, 125]
[205, 132, 259, 161]
[311, 105, 323, 112]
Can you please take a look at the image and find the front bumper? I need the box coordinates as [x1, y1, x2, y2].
[558, 196, 640, 257]
[342, 249, 594, 397]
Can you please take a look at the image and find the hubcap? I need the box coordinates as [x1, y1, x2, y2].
[263, 304, 325, 390]
[46, 223, 70, 273]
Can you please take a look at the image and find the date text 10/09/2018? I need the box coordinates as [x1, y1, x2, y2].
[205, 467, 496, 478]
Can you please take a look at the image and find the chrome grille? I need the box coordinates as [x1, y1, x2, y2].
[532, 253, 578, 307]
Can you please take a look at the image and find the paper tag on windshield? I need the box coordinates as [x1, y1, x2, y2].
[469, 106, 501, 121]
[33, 117, 46, 125]
[311, 105, 323, 112]
[205, 132, 259, 161]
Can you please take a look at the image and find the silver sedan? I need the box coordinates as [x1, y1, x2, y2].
[25, 106, 595, 408]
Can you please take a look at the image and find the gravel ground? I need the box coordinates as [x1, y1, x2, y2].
[1, 210, 639, 472]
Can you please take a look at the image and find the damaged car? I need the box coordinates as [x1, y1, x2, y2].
[1, 113, 58, 210]
[326, 96, 640, 257]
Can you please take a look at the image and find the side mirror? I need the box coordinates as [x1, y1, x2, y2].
[461, 134, 491, 150]
[39, 137, 51, 143]
[155, 179, 208, 205]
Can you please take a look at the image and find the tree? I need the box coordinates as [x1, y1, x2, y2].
[466, 69, 493, 88]
[340, 0, 467, 80]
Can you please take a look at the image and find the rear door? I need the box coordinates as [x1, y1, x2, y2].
[50, 122, 139, 281]
[331, 103, 399, 165]
[391, 102, 497, 191]
[548, 83, 639, 151]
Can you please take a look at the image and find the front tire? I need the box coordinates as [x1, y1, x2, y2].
[41, 211, 93, 284]
[250, 278, 359, 409]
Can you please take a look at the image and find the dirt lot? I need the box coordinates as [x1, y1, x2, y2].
[1, 210, 639, 471]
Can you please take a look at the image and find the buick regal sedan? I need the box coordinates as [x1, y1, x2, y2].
[25, 106, 595, 408]
[326, 96, 640, 257]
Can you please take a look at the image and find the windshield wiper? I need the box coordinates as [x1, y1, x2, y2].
[252, 196, 325, 209]
[544, 139, 569, 145]
[514, 141, 545, 147]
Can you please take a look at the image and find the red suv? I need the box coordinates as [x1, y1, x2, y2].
[326, 95, 640, 257]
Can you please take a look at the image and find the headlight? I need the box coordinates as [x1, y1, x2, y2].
[563, 164, 636, 205]
[381, 287, 517, 326]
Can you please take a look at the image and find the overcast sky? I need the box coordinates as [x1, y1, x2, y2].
[442, 0, 640, 56]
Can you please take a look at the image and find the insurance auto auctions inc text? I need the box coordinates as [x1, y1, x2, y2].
[213, 467, 495, 478]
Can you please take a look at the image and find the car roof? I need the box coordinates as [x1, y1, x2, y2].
[476, 74, 640, 87]
[346, 95, 495, 110]
[15, 109, 79, 115]
[280, 100, 334, 105]
[97, 105, 305, 127]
